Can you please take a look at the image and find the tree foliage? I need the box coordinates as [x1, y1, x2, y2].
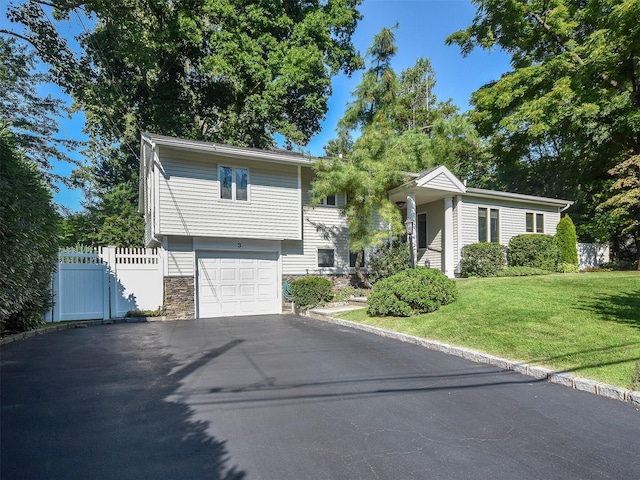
[313, 26, 481, 284]
[555, 214, 579, 266]
[7, 0, 364, 246]
[597, 156, 640, 268]
[0, 125, 59, 331]
[0, 36, 79, 189]
[447, 0, 640, 259]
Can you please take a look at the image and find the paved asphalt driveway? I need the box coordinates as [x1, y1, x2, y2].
[2, 315, 639, 480]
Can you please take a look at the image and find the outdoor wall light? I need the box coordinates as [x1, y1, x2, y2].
[404, 218, 414, 236]
[395, 200, 406, 208]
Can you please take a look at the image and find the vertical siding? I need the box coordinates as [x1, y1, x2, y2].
[166, 236, 194, 276]
[157, 146, 301, 240]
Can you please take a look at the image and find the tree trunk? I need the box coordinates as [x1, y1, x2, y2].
[354, 250, 372, 289]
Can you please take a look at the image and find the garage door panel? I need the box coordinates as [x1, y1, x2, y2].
[221, 268, 237, 281]
[197, 251, 279, 318]
[240, 285, 255, 296]
[239, 268, 255, 281]
[258, 284, 274, 296]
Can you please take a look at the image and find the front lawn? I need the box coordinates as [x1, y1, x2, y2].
[339, 271, 640, 390]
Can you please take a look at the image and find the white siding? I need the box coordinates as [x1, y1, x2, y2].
[460, 196, 561, 248]
[166, 236, 194, 276]
[428, 172, 459, 191]
[282, 168, 351, 275]
[157, 146, 301, 240]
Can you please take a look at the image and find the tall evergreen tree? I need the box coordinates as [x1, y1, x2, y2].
[0, 36, 79, 189]
[313, 27, 480, 284]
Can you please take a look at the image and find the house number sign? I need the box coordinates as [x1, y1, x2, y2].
[237, 243, 242, 248]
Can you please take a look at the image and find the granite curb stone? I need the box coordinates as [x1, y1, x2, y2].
[304, 311, 640, 406]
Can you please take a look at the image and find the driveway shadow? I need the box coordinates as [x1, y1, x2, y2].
[0, 325, 245, 480]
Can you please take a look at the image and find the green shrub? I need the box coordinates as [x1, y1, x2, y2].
[367, 268, 457, 317]
[126, 307, 165, 317]
[555, 215, 579, 265]
[601, 260, 638, 271]
[556, 262, 580, 273]
[460, 242, 507, 277]
[495, 266, 551, 277]
[0, 127, 58, 333]
[290, 276, 333, 309]
[508, 234, 560, 271]
[367, 240, 410, 284]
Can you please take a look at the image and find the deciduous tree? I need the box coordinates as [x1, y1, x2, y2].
[7, 0, 364, 246]
[447, 0, 640, 252]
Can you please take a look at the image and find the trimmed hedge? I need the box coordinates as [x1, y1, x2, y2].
[290, 276, 333, 310]
[367, 240, 410, 284]
[495, 266, 551, 277]
[508, 234, 560, 271]
[367, 267, 457, 317]
[460, 242, 507, 277]
[555, 215, 579, 265]
[0, 127, 58, 332]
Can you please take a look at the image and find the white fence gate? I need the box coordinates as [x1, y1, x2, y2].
[47, 246, 164, 322]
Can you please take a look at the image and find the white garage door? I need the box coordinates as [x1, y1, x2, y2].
[197, 251, 279, 318]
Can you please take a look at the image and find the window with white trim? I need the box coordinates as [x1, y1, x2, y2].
[478, 207, 499, 242]
[219, 166, 249, 201]
[318, 249, 335, 267]
[526, 212, 544, 233]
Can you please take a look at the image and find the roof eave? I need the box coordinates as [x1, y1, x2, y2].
[142, 132, 315, 167]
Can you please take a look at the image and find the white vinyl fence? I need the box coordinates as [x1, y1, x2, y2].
[577, 243, 610, 270]
[46, 246, 164, 322]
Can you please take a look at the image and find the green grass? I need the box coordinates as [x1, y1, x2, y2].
[339, 271, 640, 390]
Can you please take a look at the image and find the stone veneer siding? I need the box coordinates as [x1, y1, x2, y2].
[164, 276, 195, 320]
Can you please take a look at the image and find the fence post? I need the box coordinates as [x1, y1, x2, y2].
[103, 246, 116, 319]
[51, 261, 61, 323]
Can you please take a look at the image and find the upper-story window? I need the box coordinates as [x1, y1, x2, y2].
[220, 166, 249, 201]
[478, 207, 500, 242]
[526, 212, 544, 233]
[319, 194, 337, 206]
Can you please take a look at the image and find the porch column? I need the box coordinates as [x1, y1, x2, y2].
[444, 197, 454, 278]
[407, 193, 417, 268]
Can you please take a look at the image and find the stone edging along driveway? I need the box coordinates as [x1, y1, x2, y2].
[304, 311, 640, 408]
[3, 313, 639, 408]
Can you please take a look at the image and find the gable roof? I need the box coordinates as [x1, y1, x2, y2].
[388, 165, 572, 210]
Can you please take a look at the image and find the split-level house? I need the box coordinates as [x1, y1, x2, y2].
[139, 133, 572, 319]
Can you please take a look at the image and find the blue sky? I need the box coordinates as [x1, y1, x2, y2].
[43, 0, 511, 211]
